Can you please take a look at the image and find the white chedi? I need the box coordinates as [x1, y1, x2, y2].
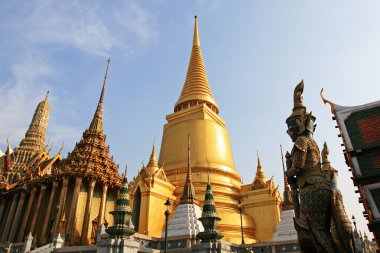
[163, 203, 204, 238]
[272, 209, 298, 241]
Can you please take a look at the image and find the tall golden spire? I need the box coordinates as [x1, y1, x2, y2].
[175, 16, 219, 113]
[89, 58, 110, 132]
[179, 134, 197, 205]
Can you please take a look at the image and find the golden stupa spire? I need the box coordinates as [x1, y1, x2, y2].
[89, 58, 110, 132]
[175, 16, 219, 113]
[146, 139, 159, 174]
[255, 151, 267, 181]
[252, 151, 268, 189]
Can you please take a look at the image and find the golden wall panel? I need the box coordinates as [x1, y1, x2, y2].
[105, 189, 117, 226]
[88, 187, 101, 242]
[74, 184, 87, 242]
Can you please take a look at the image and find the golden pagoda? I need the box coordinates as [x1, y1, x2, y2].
[130, 16, 282, 243]
[3, 92, 50, 183]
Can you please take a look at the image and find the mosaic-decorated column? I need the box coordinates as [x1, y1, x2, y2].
[17, 187, 38, 242]
[8, 190, 26, 242]
[98, 184, 108, 228]
[29, 184, 47, 235]
[66, 176, 82, 244]
[81, 179, 96, 244]
[1, 193, 19, 242]
[40, 181, 58, 244]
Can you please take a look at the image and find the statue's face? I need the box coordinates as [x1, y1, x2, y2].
[287, 120, 299, 142]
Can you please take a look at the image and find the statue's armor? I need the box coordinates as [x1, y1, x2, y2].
[291, 136, 332, 230]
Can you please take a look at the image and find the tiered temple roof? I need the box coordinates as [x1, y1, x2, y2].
[57, 59, 122, 187]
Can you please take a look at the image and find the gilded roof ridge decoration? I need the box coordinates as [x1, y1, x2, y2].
[175, 16, 219, 113]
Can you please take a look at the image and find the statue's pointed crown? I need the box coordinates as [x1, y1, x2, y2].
[175, 16, 219, 113]
[286, 80, 316, 133]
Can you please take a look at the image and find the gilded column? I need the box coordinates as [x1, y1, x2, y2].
[0, 198, 6, 223]
[17, 187, 38, 242]
[40, 181, 58, 244]
[98, 184, 108, 228]
[1, 193, 19, 242]
[0, 197, 7, 233]
[29, 184, 47, 235]
[8, 190, 26, 242]
[66, 176, 82, 243]
[81, 179, 96, 244]
[53, 177, 68, 236]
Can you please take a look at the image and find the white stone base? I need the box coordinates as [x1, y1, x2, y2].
[272, 209, 298, 241]
[164, 204, 204, 238]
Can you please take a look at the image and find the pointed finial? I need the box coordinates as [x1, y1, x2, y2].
[44, 139, 51, 150]
[45, 90, 49, 101]
[179, 133, 197, 205]
[188, 134, 191, 170]
[152, 137, 156, 156]
[208, 173, 210, 184]
[320, 88, 335, 113]
[6, 136, 10, 147]
[58, 142, 64, 154]
[147, 138, 158, 169]
[124, 164, 128, 179]
[98, 58, 111, 112]
[193, 15, 200, 47]
[257, 150, 262, 168]
[89, 58, 111, 132]
[47, 143, 54, 155]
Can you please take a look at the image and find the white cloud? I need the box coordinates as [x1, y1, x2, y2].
[1, 1, 158, 56]
[113, 2, 159, 44]
[0, 54, 52, 145]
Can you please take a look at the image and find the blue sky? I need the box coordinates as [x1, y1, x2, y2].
[1, 1, 379, 239]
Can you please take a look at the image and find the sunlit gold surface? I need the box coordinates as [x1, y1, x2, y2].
[155, 16, 281, 243]
[129, 147, 177, 238]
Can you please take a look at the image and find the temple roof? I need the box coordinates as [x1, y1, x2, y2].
[321, 90, 380, 180]
[58, 59, 122, 187]
[175, 16, 219, 113]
